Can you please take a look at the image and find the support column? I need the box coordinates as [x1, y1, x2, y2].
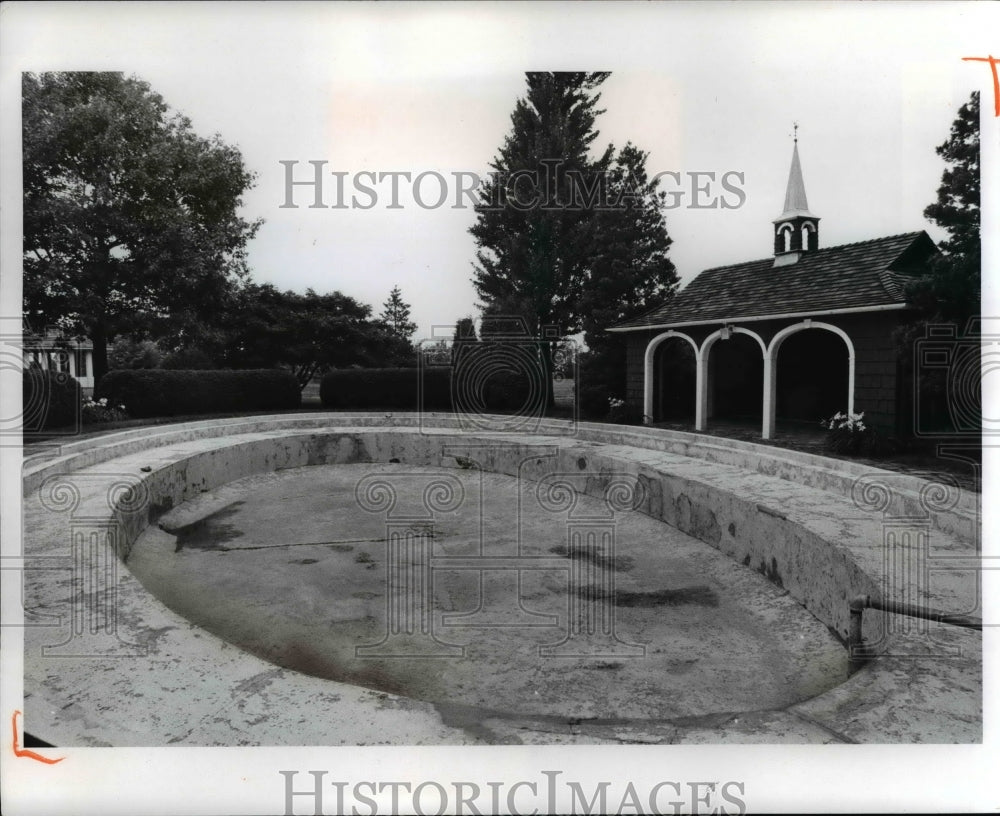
[643, 344, 655, 422]
[847, 352, 856, 415]
[762, 354, 776, 439]
[695, 348, 708, 431]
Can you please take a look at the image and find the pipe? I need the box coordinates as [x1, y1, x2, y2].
[847, 594, 982, 673]
[850, 594, 982, 630]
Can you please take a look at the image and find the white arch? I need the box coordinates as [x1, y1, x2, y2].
[762, 320, 856, 439]
[801, 221, 816, 250]
[643, 330, 700, 426]
[778, 223, 794, 252]
[701, 325, 767, 357]
[700, 327, 767, 426]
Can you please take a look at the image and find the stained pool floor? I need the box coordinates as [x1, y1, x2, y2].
[127, 464, 848, 722]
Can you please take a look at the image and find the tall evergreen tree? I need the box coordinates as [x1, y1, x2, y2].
[470, 72, 614, 403]
[896, 91, 981, 434]
[470, 72, 677, 413]
[380, 285, 417, 340]
[907, 90, 980, 325]
[577, 142, 679, 417]
[580, 142, 678, 353]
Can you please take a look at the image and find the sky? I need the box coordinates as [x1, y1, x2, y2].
[1, 2, 992, 346]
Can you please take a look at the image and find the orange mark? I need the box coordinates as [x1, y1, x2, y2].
[962, 55, 1000, 116]
[11, 711, 64, 765]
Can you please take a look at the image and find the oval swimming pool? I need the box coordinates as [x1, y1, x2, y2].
[127, 462, 848, 723]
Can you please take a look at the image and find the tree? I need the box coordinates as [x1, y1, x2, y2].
[107, 337, 163, 370]
[577, 142, 679, 416]
[470, 72, 677, 412]
[579, 143, 678, 352]
[897, 91, 981, 434]
[907, 90, 980, 325]
[471, 73, 613, 406]
[380, 285, 417, 340]
[452, 316, 478, 343]
[22, 72, 261, 383]
[449, 316, 478, 367]
[217, 284, 412, 388]
[577, 144, 679, 417]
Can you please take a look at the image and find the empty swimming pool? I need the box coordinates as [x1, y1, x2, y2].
[127, 462, 848, 724]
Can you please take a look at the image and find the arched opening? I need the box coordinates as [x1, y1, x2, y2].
[653, 336, 696, 423]
[774, 329, 849, 426]
[781, 225, 793, 252]
[708, 332, 764, 422]
[801, 221, 817, 252]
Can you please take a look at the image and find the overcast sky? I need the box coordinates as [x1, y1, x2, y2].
[1, 2, 992, 344]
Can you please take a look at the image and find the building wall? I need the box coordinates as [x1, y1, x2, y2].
[625, 332, 650, 409]
[828, 312, 910, 434]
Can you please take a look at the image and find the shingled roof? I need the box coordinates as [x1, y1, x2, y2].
[610, 231, 937, 331]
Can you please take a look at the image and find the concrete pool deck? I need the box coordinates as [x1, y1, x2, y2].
[20, 414, 982, 745]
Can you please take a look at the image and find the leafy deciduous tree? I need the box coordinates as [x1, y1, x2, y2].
[22, 71, 261, 382]
[218, 284, 413, 388]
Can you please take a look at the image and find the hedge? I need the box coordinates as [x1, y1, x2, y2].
[22, 367, 81, 431]
[96, 369, 301, 418]
[320, 368, 452, 410]
[472, 371, 534, 412]
[320, 366, 538, 414]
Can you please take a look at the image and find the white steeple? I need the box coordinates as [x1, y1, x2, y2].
[773, 125, 820, 263]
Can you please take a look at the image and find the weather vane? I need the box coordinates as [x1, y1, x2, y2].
[793, 122, 799, 143]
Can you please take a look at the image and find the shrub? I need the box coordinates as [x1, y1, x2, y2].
[96, 369, 300, 418]
[606, 396, 644, 425]
[320, 368, 452, 411]
[82, 396, 129, 424]
[576, 351, 618, 419]
[823, 411, 881, 456]
[22, 367, 81, 430]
